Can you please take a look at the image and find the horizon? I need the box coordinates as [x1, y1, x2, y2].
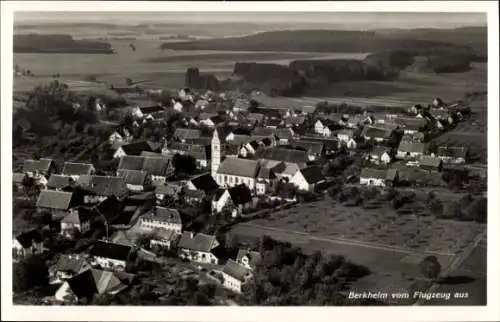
[14, 12, 486, 29]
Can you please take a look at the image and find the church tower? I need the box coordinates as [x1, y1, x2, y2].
[211, 128, 221, 179]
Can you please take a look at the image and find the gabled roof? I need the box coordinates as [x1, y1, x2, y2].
[246, 113, 265, 122]
[437, 146, 468, 158]
[236, 249, 262, 268]
[361, 126, 393, 139]
[398, 142, 426, 154]
[79, 176, 128, 198]
[167, 142, 209, 160]
[227, 134, 251, 146]
[89, 240, 132, 261]
[36, 190, 74, 210]
[94, 196, 123, 221]
[261, 147, 308, 164]
[117, 169, 148, 186]
[228, 184, 253, 205]
[256, 166, 276, 180]
[188, 173, 219, 192]
[369, 146, 391, 157]
[13, 172, 26, 184]
[141, 157, 172, 176]
[290, 140, 324, 155]
[47, 174, 75, 190]
[66, 268, 132, 299]
[141, 207, 182, 225]
[298, 166, 324, 184]
[216, 157, 260, 178]
[120, 141, 158, 156]
[360, 168, 389, 180]
[61, 207, 92, 224]
[23, 158, 54, 173]
[178, 232, 218, 252]
[251, 127, 276, 137]
[62, 162, 94, 176]
[418, 155, 442, 168]
[15, 229, 43, 249]
[173, 128, 202, 141]
[118, 156, 144, 171]
[55, 254, 88, 274]
[222, 259, 251, 282]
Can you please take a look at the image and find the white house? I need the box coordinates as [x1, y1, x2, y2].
[290, 165, 325, 192]
[139, 207, 182, 234]
[221, 259, 252, 294]
[177, 232, 219, 265]
[211, 184, 254, 217]
[236, 249, 262, 270]
[173, 101, 183, 112]
[60, 207, 92, 238]
[359, 168, 398, 188]
[215, 157, 260, 191]
[88, 241, 133, 271]
[50, 254, 91, 284]
[314, 120, 333, 137]
[337, 129, 354, 143]
[366, 147, 393, 165]
[13, 230, 44, 261]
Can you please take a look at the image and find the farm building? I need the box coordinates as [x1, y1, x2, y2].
[290, 165, 325, 192]
[361, 126, 393, 143]
[359, 168, 398, 187]
[436, 146, 468, 164]
[397, 142, 427, 159]
[417, 155, 443, 172]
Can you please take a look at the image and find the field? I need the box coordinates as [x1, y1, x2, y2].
[230, 196, 485, 299]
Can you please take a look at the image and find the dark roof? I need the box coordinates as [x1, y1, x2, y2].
[256, 166, 275, 180]
[23, 158, 54, 173]
[252, 127, 276, 137]
[174, 128, 202, 141]
[360, 168, 388, 180]
[369, 146, 391, 157]
[62, 162, 94, 176]
[299, 166, 324, 184]
[80, 176, 128, 198]
[55, 254, 88, 274]
[141, 207, 182, 225]
[15, 229, 43, 249]
[94, 196, 123, 221]
[291, 140, 324, 155]
[216, 157, 260, 178]
[36, 190, 74, 210]
[66, 268, 131, 299]
[231, 128, 253, 136]
[47, 174, 75, 190]
[117, 169, 148, 186]
[188, 173, 219, 192]
[139, 105, 164, 114]
[178, 232, 218, 252]
[236, 249, 262, 268]
[120, 141, 158, 156]
[222, 259, 251, 282]
[228, 184, 253, 205]
[89, 240, 132, 261]
[66, 269, 99, 299]
[398, 142, 426, 154]
[261, 147, 308, 164]
[118, 156, 144, 171]
[167, 142, 209, 160]
[213, 188, 226, 201]
[361, 126, 393, 139]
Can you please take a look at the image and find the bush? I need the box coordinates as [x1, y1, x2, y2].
[419, 256, 441, 280]
[13, 256, 49, 293]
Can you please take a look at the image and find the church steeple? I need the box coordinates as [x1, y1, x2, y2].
[211, 128, 221, 179]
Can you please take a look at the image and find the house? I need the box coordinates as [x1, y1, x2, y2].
[215, 157, 261, 190]
[109, 231, 136, 247]
[88, 240, 133, 271]
[274, 128, 295, 145]
[117, 169, 150, 192]
[183, 189, 206, 204]
[290, 140, 324, 161]
[173, 128, 202, 143]
[212, 184, 254, 216]
[395, 117, 428, 134]
[417, 155, 443, 172]
[346, 114, 374, 128]
[260, 147, 308, 168]
[255, 166, 277, 195]
[366, 146, 393, 165]
[239, 140, 260, 158]
[245, 113, 265, 125]
[62, 162, 95, 178]
[139, 207, 182, 234]
[361, 126, 393, 143]
[36, 190, 83, 218]
[54, 268, 134, 304]
[177, 232, 219, 264]
[113, 141, 159, 159]
[221, 259, 252, 294]
[199, 114, 225, 128]
[185, 173, 219, 193]
[284, 115, 306, 128]
[23, 158, 56, 176]
[195, 99, 209, 110]
[149, 229, 178, 250]
[155, 182, 183, 202]
[93, 195, 124, 226]
[13, 229, 44, 261]
[314, 120, 333, 137]
[173, 101, 183, 112]
[60, 207, 92, 238]
[269, 161, 301, 181]
[226, 133, 251, 147]
[165, 142, 211, 168]
[118, 155, 174, 186]
[77, 175, 128, 203]
[233, 98, 250, 112]
[47, 174, 76, 190]
[236, 249, 262, 270]
[397, 142, 427, 159]
[337, 129, 355, 143]
[51, 254, 91, 284]
[108, 128, 132, 145]
[436, 146, 468, 164]
[359, 168, 398, 187]
[401, 132, 425, 143]
[290, 165, 325, 192]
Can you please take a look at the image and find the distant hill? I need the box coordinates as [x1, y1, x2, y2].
[160, 28, 485, 60]
[14, 34, 115, 54]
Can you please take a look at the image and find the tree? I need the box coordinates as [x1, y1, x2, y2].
[172, 154, 197, 175]
[419, 256, 441, 280]
[13, 256, 49, 293]
[22, 176, 41, 201]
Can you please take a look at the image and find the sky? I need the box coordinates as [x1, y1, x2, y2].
[15, 12, 487, 29]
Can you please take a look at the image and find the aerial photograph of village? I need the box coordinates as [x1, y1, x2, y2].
[10, 10, 488, 307]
